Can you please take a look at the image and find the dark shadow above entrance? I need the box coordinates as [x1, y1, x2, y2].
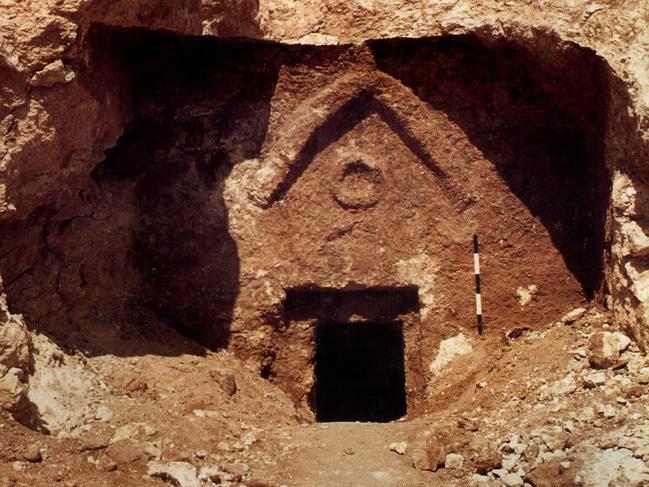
[316, 321, 407, 422]
[284, 286, 420, 323]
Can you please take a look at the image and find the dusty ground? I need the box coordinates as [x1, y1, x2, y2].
[1, 306, 648, 487]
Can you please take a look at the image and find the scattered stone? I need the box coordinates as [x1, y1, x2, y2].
[501, 472, 524, 487]
[474, 443, 502, 474]
[506, 327, 530, 339]
[106, 439, 147, 465]
[620, 220, 649, 257]
[198, 466, 227, 483]
[637, 369, 649, 385]
[388, 441, 408, 455]
[210, 367, 237, 396]
[242, 431, 257, 447]
[579, 448, 649, 487]
[445, 452, 464, 470]
[516, 285, 538, 306]
[576, 406, 595, 422]
[410, 440, 445, 472]
[429, 334, 472, 374]
[583, 371, 607, 388]
[457, 416, 480, 432]
[30, 60, 75, 88]
[588, 331, 631, 369]
[19, 445, 42, 463]
[560, 307, 587, 324]
[224, 460, 249, 478]
[95, 405, 113, 422]
[522, 444, 539, 463]
[148, 461, 199, 487]
[551, 375, 577, 396]
[624, 384, 646, 398]
[0, 313, 31, 371]
[501, 453, 521, 472]
[78, 429, 111, 452]
[0, 367, 28, 412]
[144, 444, 162, 460]
[596, 404, 617, 418]
[525, 457, 581, 487]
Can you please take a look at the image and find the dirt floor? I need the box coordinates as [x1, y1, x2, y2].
[1, 305, 648, 487]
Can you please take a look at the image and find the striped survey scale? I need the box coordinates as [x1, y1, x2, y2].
[473, 234, 483, 335]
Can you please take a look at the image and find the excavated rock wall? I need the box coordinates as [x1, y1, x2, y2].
[0, 1, 648, 416]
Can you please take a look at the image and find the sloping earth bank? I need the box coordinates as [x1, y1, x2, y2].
[1, 307, 648, 487]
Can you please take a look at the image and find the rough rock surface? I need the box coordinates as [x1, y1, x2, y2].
[0, 0, 647, 355]
[0, 277, 30, 414]
[0, 2, 648, 486]
[588, 330, 632, 369]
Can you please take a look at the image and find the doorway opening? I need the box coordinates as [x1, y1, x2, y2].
[315, 321, 407, 422]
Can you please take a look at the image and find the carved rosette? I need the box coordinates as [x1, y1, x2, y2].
[332, 158, 385, 210]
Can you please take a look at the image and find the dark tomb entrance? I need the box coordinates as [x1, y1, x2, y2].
[315, 321, 407, 422]
[283, 287, 420, 421]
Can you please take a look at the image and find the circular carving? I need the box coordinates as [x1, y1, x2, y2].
[332, 159, 385, 210]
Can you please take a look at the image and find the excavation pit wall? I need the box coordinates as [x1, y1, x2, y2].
[0, 25, 635, 420]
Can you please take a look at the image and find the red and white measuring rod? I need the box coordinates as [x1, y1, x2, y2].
[473, 234, 483, 335]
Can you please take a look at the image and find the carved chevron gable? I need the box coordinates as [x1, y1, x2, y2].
[250, 71, 477, 209]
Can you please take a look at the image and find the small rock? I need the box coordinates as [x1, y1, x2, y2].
[625, 384, 646, 398]
[19, 445, 42, 463]
[522, 444, 539, 463]
[580, 448, 649, 486]
[474, 444, 502, 473]
[106, 439, 147, 465]
[210, 367, 237, 396]
[371, 471, 394, 482]
[224, 461, 249, 478]
[95, 405, 113, 422]
[0, 368, 28, 412]
[0, 314, 31, 371]
[576, 407, 595, 422]
[148, 461, 199, 487]
[429, 334, 472, 375]
[502, 453, 520, 472]
[242, 431, 257, 447]
[560, 307, 587, 325]
[78, 428, 111, 452]
[596, 404, 617, 418]
[411, 440, 445, 472]
[588, 331, 631, 369]
[637, 369, 649, 385]
[551, 375, 577, 396]
[583, 371, 607, 388]
[526, 457, 581, 487]
[445, 452, 464, 470]
[501, 472, 524, 487]
[144, 444, 162, 460]
[389, 441, 408, 455]
[30, 60, 75, 88]
[506, 327, 530, 339]
[199, 466, 230, 483]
